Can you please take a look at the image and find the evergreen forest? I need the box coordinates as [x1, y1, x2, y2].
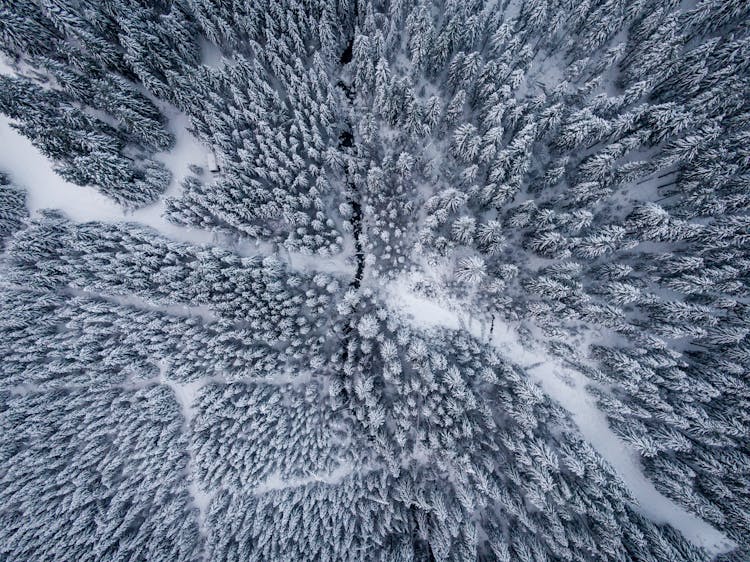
[0, 0, 749, 560]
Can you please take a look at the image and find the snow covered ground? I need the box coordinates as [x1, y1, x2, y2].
[0, 110, 209, 238]
[1, 19, 738, 556]
[0, 117, 126, 222]
[159, 370, 215, 540]
[384, 273, 735, 556]
[0, 109, 356, 278]
[254, 463, 356, 495]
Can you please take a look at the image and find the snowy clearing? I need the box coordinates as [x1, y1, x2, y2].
[0, 117, 127, 222]
[0, 112, 355, 278]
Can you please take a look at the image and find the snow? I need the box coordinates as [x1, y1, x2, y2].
[0, 59, 210, 233]
[1, 54, 215, 236]
[254, 463, 356, 495]
[0, 118, 126, 222]
[394, 286, 461, 330]
[129, 109, 220, 245]
[0, 112, 203, 227]
[0, 66, 213, 248]
[205, 150, 219, 172]
[150, 110, 207, 208]
[1, 57, 356, 280]
[283, 247, 356, 276]
[0, 112, 231, 249]
[384, 274, 734, 556]
[1, 111, 356, 280]
[501, 0, 523, 21]
[160, 371, 215, 540]
[0, 56, 15, 77]
[156, 366, 326, 536]
[1, 19, 736, 557]
[200, 38, 227, 69]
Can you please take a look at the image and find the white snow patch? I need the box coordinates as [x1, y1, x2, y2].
[151, 109, 207, 205]
[502, 0, 523, 21]
[254, 463, 356, 495]
[0, 117, 129, 222]
[160, 370, 202, 425]
[0, 56, 16, 77]
[0, 71, 356, 279]
[0, 60, 214, 234]
[127, 109, 220, 245]
[0, 112, 214, 238]
[284, 247, 356, 276]
[160, 371, 215, 538]
[389, 286, 461, 330]
[0, 54, 217, 241]
[200, 38, 227, 69]
[384, 274, 734, 556]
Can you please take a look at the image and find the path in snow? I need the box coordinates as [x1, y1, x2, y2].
[254, 463, 356, 496]
[384, 275, 734, 556]
[159, 371, 214, 544]
[0, 111, 354, 277]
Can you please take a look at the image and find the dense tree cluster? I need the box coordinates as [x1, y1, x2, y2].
[0, 287, 309, 389]
[343, 1, 750, 555]
[0, 172, 26, 245]
[0, 385, 201, 561]
[191, 381, 352, 491]
[0, 0, 179, 206]
[0, 0, 748, 560]
[326, 290, 715, 560]
[4, 213, 337, 340]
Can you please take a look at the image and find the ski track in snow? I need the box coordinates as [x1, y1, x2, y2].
[384, 275, 735, 556]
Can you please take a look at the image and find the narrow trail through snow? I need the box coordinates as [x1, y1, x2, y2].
[159, 371, 214, 558]
[384, 277, 734, 556]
